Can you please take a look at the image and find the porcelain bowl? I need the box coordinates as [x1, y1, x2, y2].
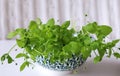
[36, 54, 85, 71]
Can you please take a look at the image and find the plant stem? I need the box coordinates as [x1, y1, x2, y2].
[34, 49, 42, 54]
[93, 51, 98, 56]
[8, 44, 17, 53]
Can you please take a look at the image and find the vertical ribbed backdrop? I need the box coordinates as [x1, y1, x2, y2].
[0, 0, 120, 40]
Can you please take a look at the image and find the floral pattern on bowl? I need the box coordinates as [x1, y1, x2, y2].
[36, 54, 85, 71]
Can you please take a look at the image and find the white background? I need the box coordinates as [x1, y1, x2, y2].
[0, 0, 120, 40]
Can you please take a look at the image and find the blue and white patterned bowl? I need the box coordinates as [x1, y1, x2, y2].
[36, 54, 85, 71]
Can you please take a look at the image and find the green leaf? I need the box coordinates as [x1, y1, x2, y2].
[61, 21, 70, 29]
[84, 37, 92, 45]
[1, 54, 8, 61]
[107, 39, 120, 47]
[46, 18, 55, 26]
[7, 55, 14, 63]
[62, 41, 81, 54]
[90, 41, 99, 50]
[7, 31, 18, 39]
[16, 39, 27, 48]
[97, 47, 106, 59]
[20, 61, 30, 71]
[81, 46, 91, 59]
[83, 22, 98, 33]
[1, 54, 14, 64]
[35, 18, 42, 25]
[29, 21, 38, 31]
[94, 56, 101, 64]
[98, 25, 112, 37]
[111, 39, 120, 46]
[7, 28, 26, 39]
[113, 52, 120, 59]
[16, 53, 29, 59]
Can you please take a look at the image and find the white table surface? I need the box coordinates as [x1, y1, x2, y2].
[0, 40, 120, 76]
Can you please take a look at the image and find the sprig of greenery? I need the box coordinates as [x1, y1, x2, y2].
[0, 18, 120, 71]
[1, 53, 14, 64]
